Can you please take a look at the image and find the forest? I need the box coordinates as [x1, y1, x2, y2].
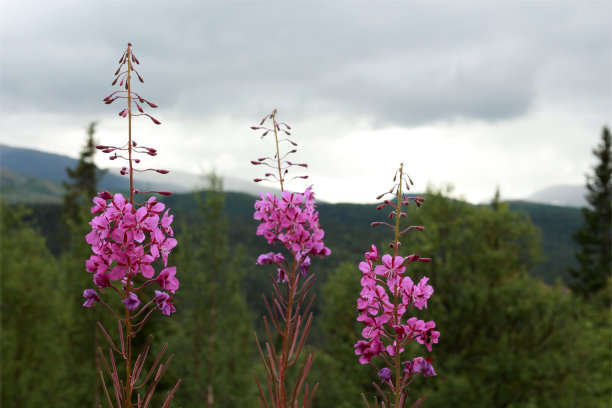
[2, 164, 610, 406]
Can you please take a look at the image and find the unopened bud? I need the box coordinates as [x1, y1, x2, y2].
[418, 258, 432, 263]
[156, 169, 169, 174]
[371, 222, 381, 227]
[146, 101, 158, 108]
[250, 126, 260, 130]
[158, 191, 173, 196]
[149, 116, 161, 125]
[251, 161, 261, 165]
[96, 145, 108, 149]
[376, 204, 385, 210]
[98, 191, 112, 199]
[254, 178, 263, 182]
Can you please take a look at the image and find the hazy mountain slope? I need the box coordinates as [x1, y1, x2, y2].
[0, 168, 64, 203]
[527, 184, 586, 207]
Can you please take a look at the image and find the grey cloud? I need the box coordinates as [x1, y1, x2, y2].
[1, 1, 610, 129]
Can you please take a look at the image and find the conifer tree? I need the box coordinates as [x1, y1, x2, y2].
[58, 122, 111, 405]
[60, 122, 106, 247]
[171, 173, 256, 407]
[569, 126, 612, 298]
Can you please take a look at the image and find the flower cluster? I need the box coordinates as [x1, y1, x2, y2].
[83, 191, 178, 315]
[355, 164, 438, 407]
[354, 244, 438, 370]
[254, 186, 330, 281]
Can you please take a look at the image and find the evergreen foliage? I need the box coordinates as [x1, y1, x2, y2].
[60, 122, 106, 247]
[0, 205, 71, 406]
[569, 126, 612, 298]
[399, 188, 609, 407]
[168, 173, 256, 407]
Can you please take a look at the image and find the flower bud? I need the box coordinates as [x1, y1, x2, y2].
[158, 191, 173, 196]
[156, 169, 169, 174]
[149, 116, 161, 125]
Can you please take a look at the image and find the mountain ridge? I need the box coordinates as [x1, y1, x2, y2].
[0, 144, 586, 207]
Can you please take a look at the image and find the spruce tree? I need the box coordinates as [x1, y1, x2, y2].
[170, 172, 256, 407]
[60, 122, 106, 247]
[569, 126, 612, 298]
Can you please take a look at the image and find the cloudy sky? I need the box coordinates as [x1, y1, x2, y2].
[1, 0, 610, 203]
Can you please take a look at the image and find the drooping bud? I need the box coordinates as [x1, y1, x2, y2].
[98, 191, 113, 200]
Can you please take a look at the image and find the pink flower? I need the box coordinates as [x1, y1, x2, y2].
[155, 266, 179, 293]
[254, 186, 330, 276]
[412, 277, 434, 310]
[354, 338, 383, 364]
[94, 272, 111, 289]
[161, 209, 174, 236]
[417, 321, 440, 352]
[150, 229, 177, 267]
[122, 292, 141, 310]
[154, 290, 176, 316]
[83, 289, 100, 307]
[374, 254, 406, 287]
[365, 244, 379, 262]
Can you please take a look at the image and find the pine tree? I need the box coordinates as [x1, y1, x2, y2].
[60, 122, 106, 247]
[569, 126, 612, 298]
[57, 121, 111, 405]
[170, 172, 256, 407]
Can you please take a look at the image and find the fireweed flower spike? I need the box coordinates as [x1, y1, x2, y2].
[251, 109, 330, 408]
[82, 43, 180, 407]
[355, 163, 438, 408]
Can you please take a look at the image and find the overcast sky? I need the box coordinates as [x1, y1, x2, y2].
[1, 0, 610, 203]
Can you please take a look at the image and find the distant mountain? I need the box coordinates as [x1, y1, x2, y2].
[0, 144, 277, 203]
[526, 184, 587, 208]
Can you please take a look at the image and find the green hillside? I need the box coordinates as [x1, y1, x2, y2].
[21, 190, 581, 286]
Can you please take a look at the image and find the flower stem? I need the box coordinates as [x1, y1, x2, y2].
[127, 45, 134, 204]
[271, 110, 284, 192]
[393, 164, 403, 407]
[279, 257, 298, 406]
[125, 43, 134, 407]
